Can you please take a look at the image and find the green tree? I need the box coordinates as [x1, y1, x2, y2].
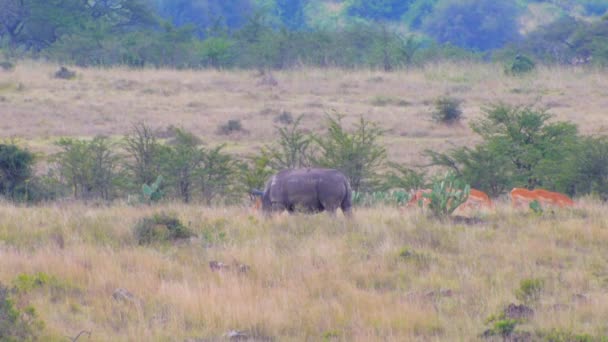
[199, 145, 238, 204]
[574, 136, 608, 199]
[347, 0, 413, 21]
[0, 143, 35, 201]
[312, 114, 386, 192]
[52, 137, 122, 200]
[263, 115, 312, 170]
[124, 123, 164, 189]
[423, 0, 520, 51]
[162, 129, 203, 203]
[426, 105, 579, 196]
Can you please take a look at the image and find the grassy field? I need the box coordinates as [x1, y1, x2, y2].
[1, 202, 608, 341]
[2, 61, 608, 165]
[1, 62, 608, 341]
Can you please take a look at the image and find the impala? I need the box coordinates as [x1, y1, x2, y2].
[406, 188, 493, 210]
[510, 188, 574, 208]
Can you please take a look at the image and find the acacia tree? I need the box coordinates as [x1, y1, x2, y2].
[263, 115, 312, 170]
[312, 114, 386, 192]
[162, 129, 203, 203]
[426, 104, 579, 196]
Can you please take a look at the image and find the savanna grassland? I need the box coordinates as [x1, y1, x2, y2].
[1, 203, 608, 341]
[2, 62, 608, 341]
[2, 61, 608, 164]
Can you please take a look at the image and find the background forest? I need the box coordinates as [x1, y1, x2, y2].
[1, 0, 608, 68]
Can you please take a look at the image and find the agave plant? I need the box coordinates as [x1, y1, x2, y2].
[423, 172, 470, 218]
[142, 175, 164, 203]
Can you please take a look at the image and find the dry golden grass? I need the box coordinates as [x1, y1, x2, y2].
[1, 202, 608, 340]
[2, 61, 608, 164]
[2, 62, 608, 340]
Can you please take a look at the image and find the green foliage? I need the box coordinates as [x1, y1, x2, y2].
[263, 115, 311, 170]
[513, 16, 608, 66]
[0, 283, 45, 341]
[0, 143, 35, 201]
[198, 145, 239, 205]
[573, 136, 608, 200]
[52, 136, 122, 200]
[218, 119, 244, 135]
[352, 190, 410, 207]
[124, 123, 164, 190]
[162, 129, 203, 203]
[542, 329, 596, 342]
[380, 162, 426, 192]
[506, 54, 536, 75]
[240, 154, 275, 192]
[431, 96, 463, 125]
[423, 0, 521, 51]
[133, 212, 194, 245]
[490, 319, 518, 337]
[347, 0, 414, 21]
[426, 104, 580, 197]
[142, 175, 164, 203]
[471, 105, 579, 191]
[312, 114, 386, 192]
[199, 36, 235, 68]
[12, 273, 56, 293]
[423, 172, 470, 218]
[529, 200, 543, 215]
[515, 278, 544, 304]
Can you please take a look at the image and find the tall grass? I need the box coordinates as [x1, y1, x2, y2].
[0, 202, 607, 340]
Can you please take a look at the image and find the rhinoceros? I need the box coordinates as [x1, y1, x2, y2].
[252, 168, 352, 216]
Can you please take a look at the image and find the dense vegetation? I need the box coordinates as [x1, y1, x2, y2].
[1, 0, 607, 68]
[2, 104, 608, 205]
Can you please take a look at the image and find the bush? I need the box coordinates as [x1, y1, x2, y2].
[423, 0, 521, 51]
[423, 172, 470, 218]
[352, 190, 409, 207]
[218, 119, 244, 135]
[0, 283, 45, 341]
[506, 54, 535, 75]
[273, 111, 293, 125]
[124, 123, 164, 189]
[573, 136, 608, 200]
[312, 114, 386, 192]
[133, 212, 194, 245]
[426, 104, 580, 196]
[0, 143, 35, 201]
[263, 115, 312, 170]
[515, 278, 544, 304]
[52, 136, 123, 201]
[431, 96, 463, 125]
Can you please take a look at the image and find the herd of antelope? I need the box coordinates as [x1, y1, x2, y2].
[407, 187, 575, 211]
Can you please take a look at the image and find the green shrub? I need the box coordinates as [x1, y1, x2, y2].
[133, 213, 194, 245]
[12, 273, 56, 293]
[515, 278, 544, 304]
[529, 200, 543, 215]
[506, 54, 535, 75]
[218, 119, 244, 135]
[431, 96, 462, 125]
[0, 283, 45, 341]
[52, 136, 122, 200]
[263, 115, 312, 170]
[542, 329, 595, 342]
[312, 114, 386, 192]
[0, 143, 35, 201]
[423, 172, 470, 218]
[352, 190, 409, 207]
[141, 175, 164, 204]
[425, 104, 580, 196]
